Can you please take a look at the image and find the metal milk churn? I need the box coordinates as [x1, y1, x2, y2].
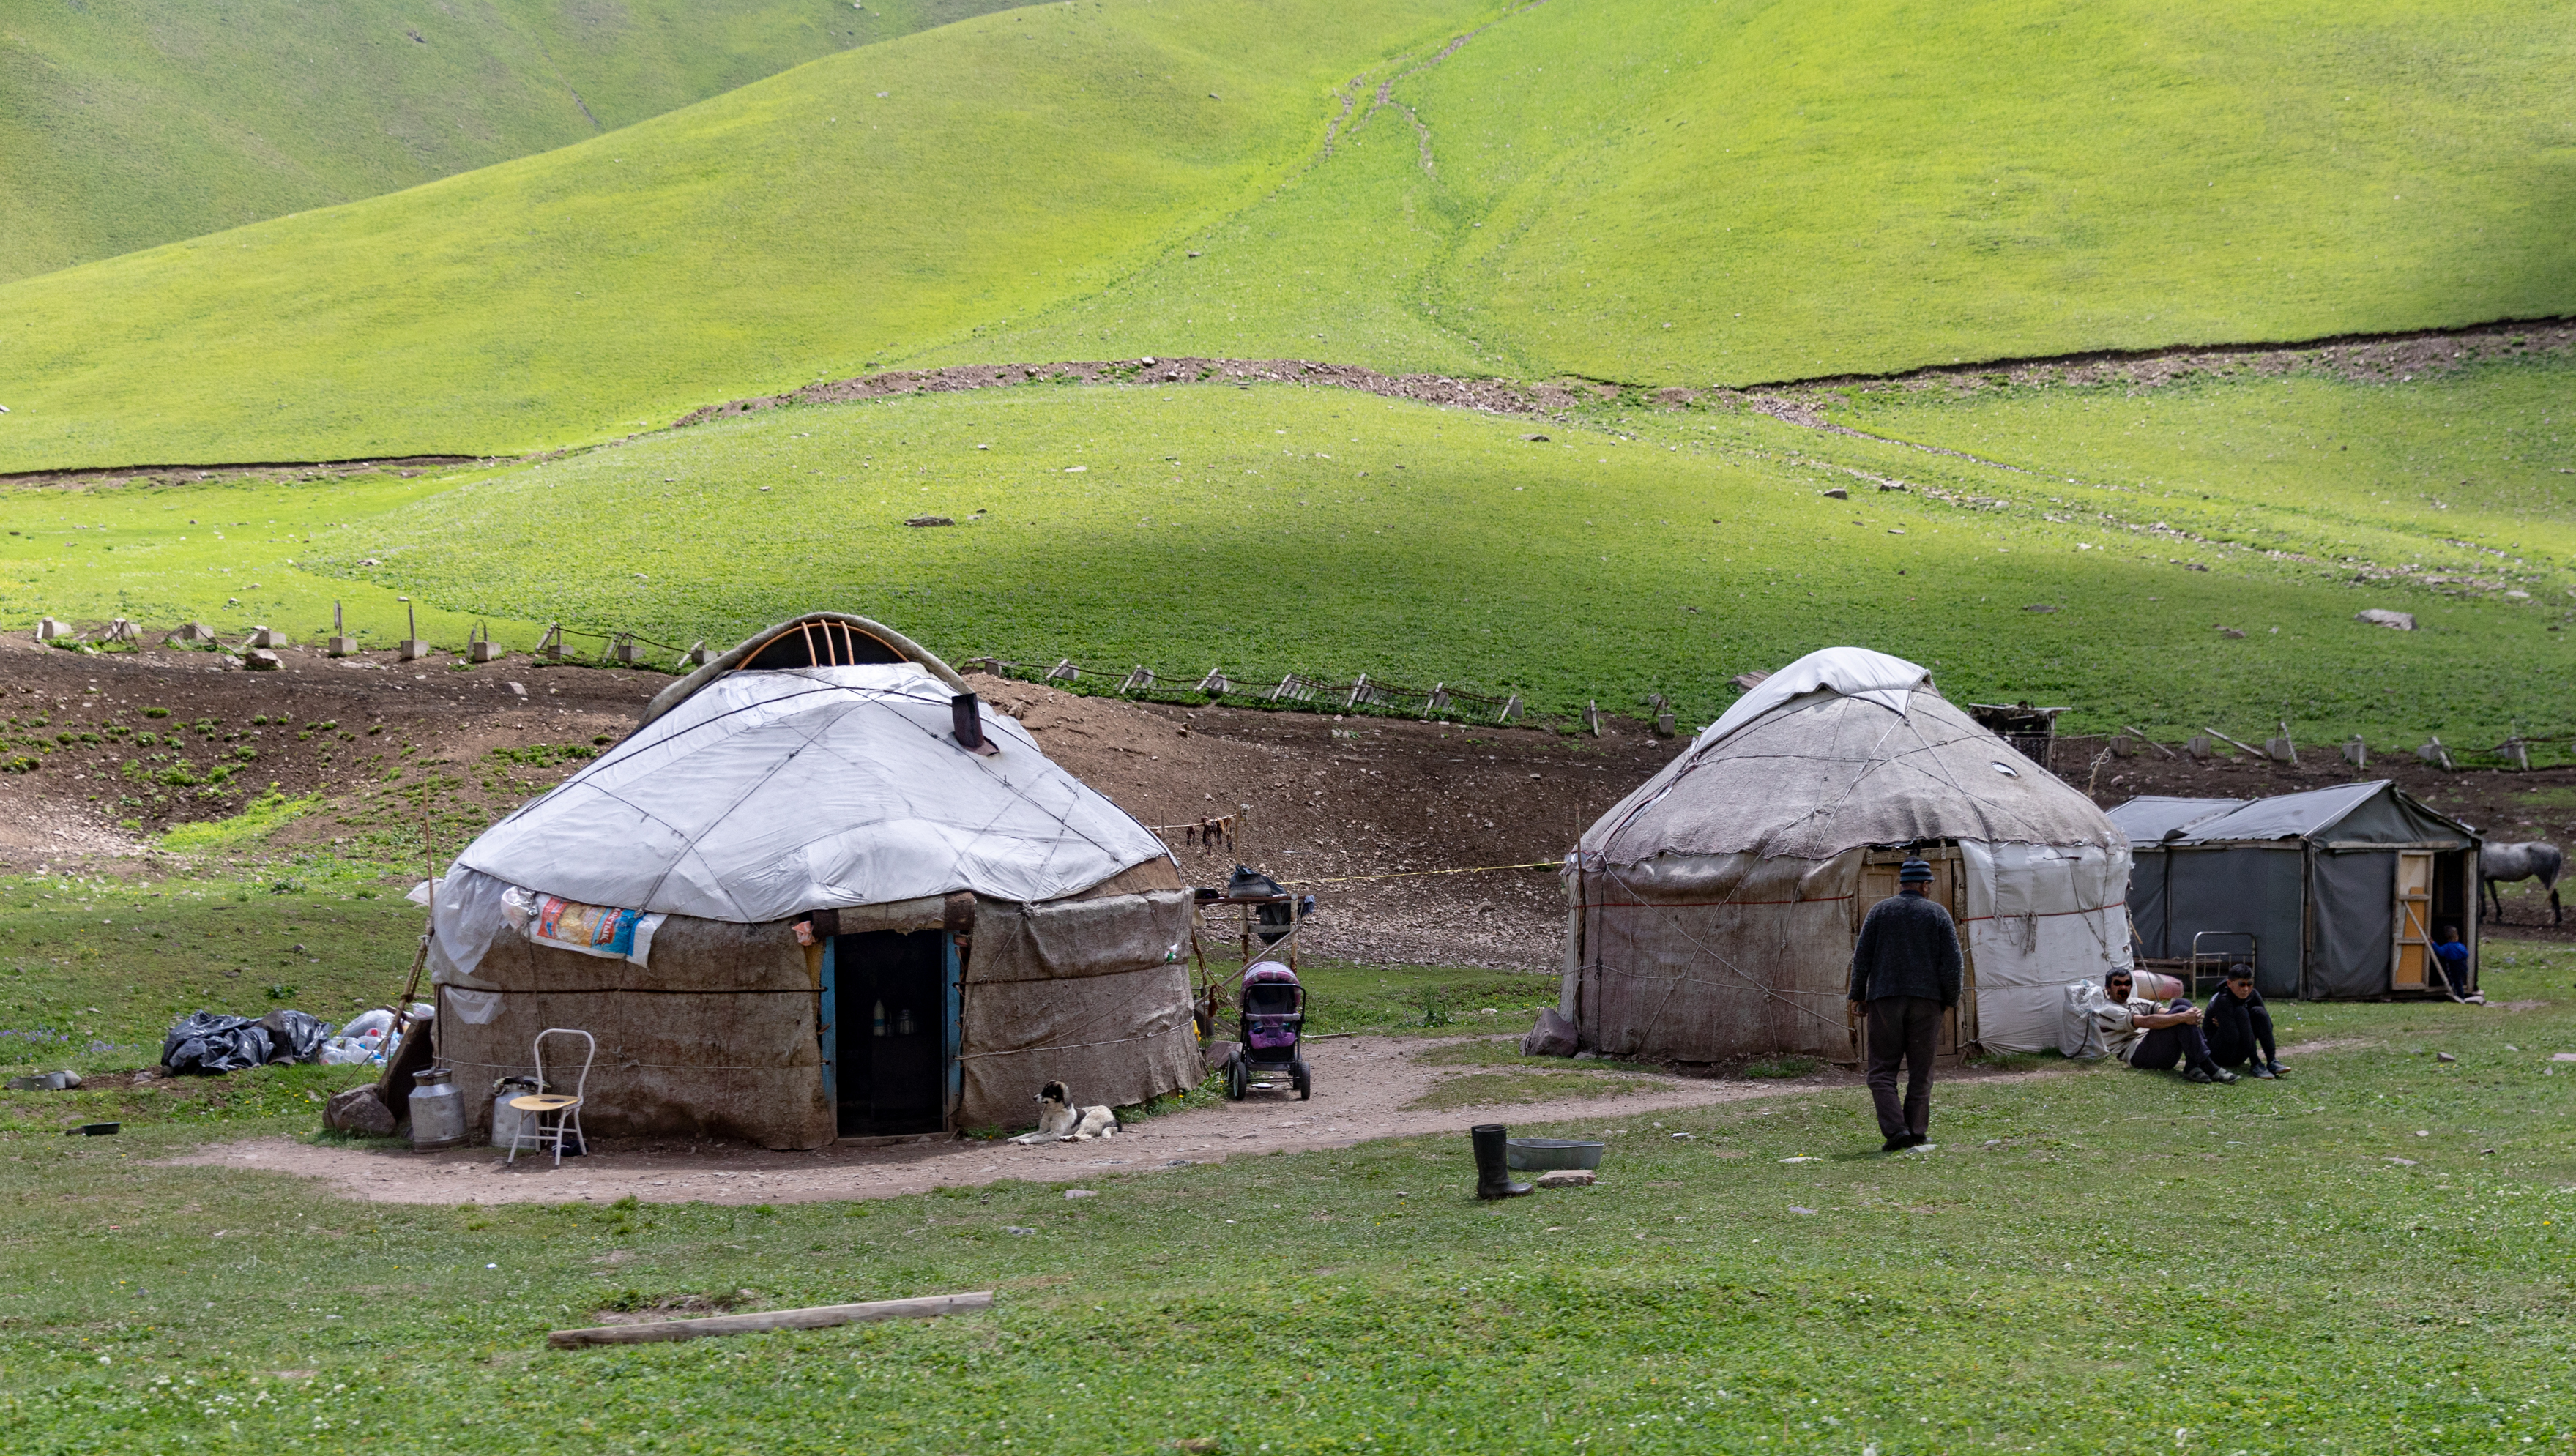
[407, 1067, 466, 1151]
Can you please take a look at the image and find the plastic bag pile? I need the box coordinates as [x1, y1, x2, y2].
[316, 1005, 432, 1067]
[162, 1009, 334, 1075]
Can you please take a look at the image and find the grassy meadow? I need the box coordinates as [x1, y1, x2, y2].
[5, 0, 2575, 470]
[3, 930, 2572, 1452]
[7, 359, 2571, 745]
[1820, 351, 2576, 575]
[0, 0, 1027, 284]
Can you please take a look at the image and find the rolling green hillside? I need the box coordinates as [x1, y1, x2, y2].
[8, 358, 2567, 747]
[3, 0, 2571, 473]
[0, 0, 1026, 284]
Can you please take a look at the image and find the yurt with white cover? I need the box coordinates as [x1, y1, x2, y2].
[1560, 648, 2131, 1063]
[419, 613, 1196, 1149]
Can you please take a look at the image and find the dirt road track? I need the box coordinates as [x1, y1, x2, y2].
[171, 1034, 1840, 1206]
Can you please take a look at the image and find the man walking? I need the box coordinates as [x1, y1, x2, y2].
[1848, 857, 1962, 1152]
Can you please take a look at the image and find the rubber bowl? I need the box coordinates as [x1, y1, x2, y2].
[1505, 1137, 1604, 1171]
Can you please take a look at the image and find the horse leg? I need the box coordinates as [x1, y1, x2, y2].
[2554, 886, 2563, 927]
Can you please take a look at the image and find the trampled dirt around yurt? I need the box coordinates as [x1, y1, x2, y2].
[1560, 648, 2132, 1065]
[417, 613, 1196, 1149]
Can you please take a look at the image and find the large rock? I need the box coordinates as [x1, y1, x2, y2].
[2356, 608, 2416, 631]
[324, 1086, 397, 1137]
[1522, 1007, 1579, 1058]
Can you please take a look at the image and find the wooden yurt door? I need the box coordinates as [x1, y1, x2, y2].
[2391, 852, 2434, 990]
[1854, 846, 1972, 1062]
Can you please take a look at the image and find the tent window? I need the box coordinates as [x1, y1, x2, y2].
[742, 619, 907, 671]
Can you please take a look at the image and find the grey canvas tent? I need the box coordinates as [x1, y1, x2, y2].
[2110, 781, 2479, 999]
[1562, 647, 2132, 1063]
[420, 613, 1198, 1149]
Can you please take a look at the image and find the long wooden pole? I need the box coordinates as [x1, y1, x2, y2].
[546, 1291, 994, 1348]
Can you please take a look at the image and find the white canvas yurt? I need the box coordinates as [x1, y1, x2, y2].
[420, 613, 1197, 1149]
[1560, 648, 2132, 1062]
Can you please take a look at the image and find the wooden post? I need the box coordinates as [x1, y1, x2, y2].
[546, 1291, 994, 1349]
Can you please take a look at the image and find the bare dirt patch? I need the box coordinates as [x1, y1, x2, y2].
[168, 1034, 1836, 1206]
[0, 638, 669, 867]
[161, 1028, 2318, 1208]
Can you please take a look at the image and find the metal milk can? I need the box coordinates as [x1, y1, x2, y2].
[407, 1067, 466, 1151]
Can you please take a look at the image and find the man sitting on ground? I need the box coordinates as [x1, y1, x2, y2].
[2203, 963, 2287, 1080]
[2096, 968, 2236, 1084]
[2432, 925, 2482, 1004]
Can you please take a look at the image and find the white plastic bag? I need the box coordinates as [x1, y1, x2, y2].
[2059, 981, 2112, 1060]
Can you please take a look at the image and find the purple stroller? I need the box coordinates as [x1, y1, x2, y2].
[1225, 960, 1311, 1101]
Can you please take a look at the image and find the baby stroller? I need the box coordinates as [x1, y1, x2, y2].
[1224, 960, 1310, 1101]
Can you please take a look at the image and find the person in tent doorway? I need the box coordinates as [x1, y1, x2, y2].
[1847, 857, 1962, 1152]
[2432, 925, 2481, 1004]
[2097, 968, 2234, 1083]
[2203, 963, 2288, 1080]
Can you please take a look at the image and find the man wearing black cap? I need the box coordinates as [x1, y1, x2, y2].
[1847, 857, 1962, 1152]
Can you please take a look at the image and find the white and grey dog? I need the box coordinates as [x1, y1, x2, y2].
[1008, 1080, 1119, 1144]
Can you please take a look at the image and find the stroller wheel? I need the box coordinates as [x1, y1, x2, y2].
[1225, 1053, 1248, 1101]
[1292, 1058, 1311, 1101]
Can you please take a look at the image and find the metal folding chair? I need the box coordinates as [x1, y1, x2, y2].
[505, 1028, 595, 1167]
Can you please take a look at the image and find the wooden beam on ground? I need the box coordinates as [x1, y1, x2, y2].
[546, 1291, 994, 1349]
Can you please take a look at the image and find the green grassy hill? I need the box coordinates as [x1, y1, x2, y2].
[9, 355, 2568, 747]
[0, 0, 1026, 284]
[2, 0, 2569, 473]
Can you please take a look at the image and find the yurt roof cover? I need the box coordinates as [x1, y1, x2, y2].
[2112, 781, 2474, 848]
[1579, 646, 2121, 865]
[458, 662, 1169, 922]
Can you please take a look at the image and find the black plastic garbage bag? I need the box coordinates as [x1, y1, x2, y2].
[161, 1012, 274, 1075]
[258, 1009, 335, 1064]
[1226, 864, 1286, 900]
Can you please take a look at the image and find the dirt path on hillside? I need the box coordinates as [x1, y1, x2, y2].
[675, 321, 2576, 436]
[11, 321, 2568, 490]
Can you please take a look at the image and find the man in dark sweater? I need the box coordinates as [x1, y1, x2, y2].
[2203, 963, 2287, 1079]
[1847, 858, 1962, 1152]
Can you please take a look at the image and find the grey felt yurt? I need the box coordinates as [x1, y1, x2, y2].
[419, 613, 1196, 1149]
[1560, 648, 2132, 1064]
[2111, 782, 2479, 999]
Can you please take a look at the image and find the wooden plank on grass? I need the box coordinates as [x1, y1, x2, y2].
[546, 1291, 993, 1349]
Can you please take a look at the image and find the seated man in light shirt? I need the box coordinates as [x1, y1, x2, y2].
[2096, 968, 2236, 1085]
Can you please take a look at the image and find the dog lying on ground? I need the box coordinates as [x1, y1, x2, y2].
[1008, 1080, 1120, 1143]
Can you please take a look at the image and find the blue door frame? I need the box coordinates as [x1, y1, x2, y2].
[941, 933, 964, 1127]
[819, 930, 962, 1135]
[817, 937, 838, 1111]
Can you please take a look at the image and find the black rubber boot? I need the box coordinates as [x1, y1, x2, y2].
[1472, 1124, 1533, 1200]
